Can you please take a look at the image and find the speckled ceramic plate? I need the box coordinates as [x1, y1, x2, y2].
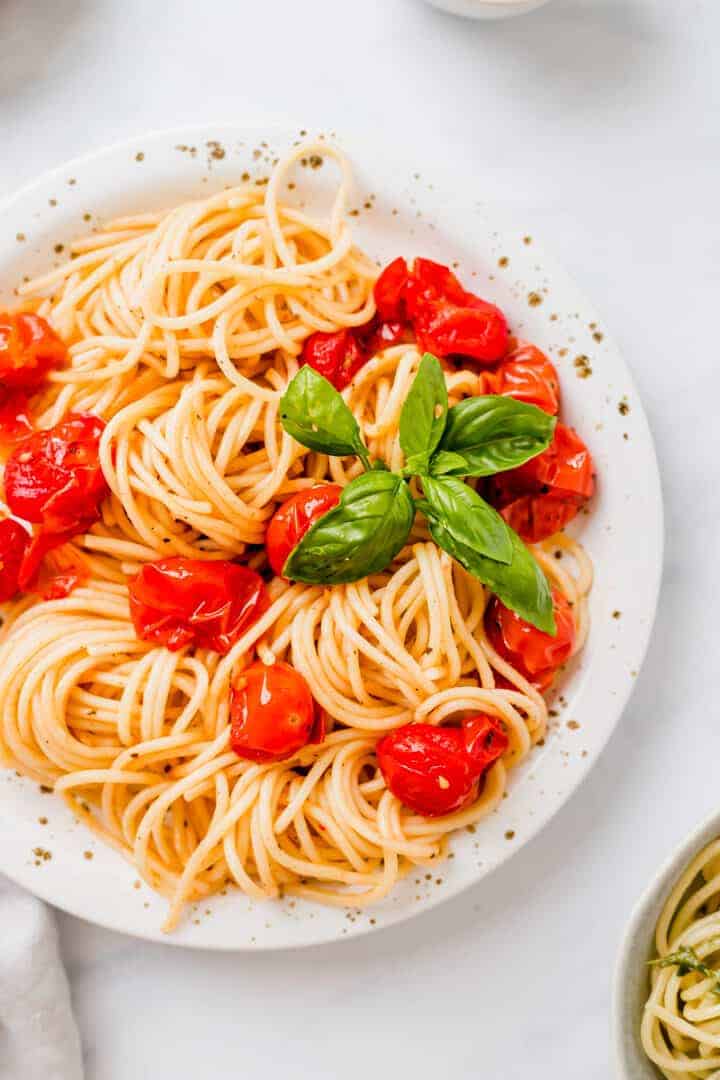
[0, 124, 663, 949]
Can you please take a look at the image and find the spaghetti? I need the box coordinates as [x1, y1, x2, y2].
[0, 142, 592, 930]
[642, 840, 720, 1077]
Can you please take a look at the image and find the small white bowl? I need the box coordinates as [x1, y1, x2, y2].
[613, 808, 720, 1078]
[422, 0, 552, 19]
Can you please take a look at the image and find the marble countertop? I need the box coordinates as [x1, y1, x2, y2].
[1, 0, 718, 1076]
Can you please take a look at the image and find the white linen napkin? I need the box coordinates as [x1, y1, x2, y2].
[0, 877, 83, 1080]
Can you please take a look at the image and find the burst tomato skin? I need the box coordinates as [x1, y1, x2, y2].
[0, 311, 67, 390]
[485, 588, 575, 691]
[129, 558, 269, 654]
[230, 661, 318, 762]
[3, 414, 108, 532]
[0, 519, 30, 602]
[0, 389, 34, 459]
[480, 341, 560, 415]
[411, 295, 508, 364]
[265, 484, 343, 577]
[374, 257, 411, 321]
[487, 423, 594, 542]
[373, 256, 508, 364]
[376, 716, 508, 818]
[462, 714, 510, 769]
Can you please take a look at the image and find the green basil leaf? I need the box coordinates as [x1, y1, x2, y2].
[438, 395, 556, 477]
[399, 353, 448, 474]
[280, 366, 369, 464]
[426, 516, 556, 634]
[422, 476, 512, 565]
[429, 450, 470, 477]
[283, 471, 415, 585]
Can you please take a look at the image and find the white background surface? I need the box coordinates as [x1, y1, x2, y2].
[0, 1, 717, 1077]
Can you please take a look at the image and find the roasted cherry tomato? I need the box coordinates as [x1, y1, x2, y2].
[485, 588, 575, 691]
[480, 341, 560, 415]
[358, 314, 407, 357]
[376, 716, 508, 818]
[301, 329, 367, 390]
[462, 713, 510, 769]
[31, 544, 89, 600]
[0, 311, 67, 390]
[265, 484, 342, 577]
[374, 256, 411, 321]
[4, 414, 108, 532]
[0, 519, 30, 602]
[411, 295, 508, 364]
[230, 660, 319, 762]
[487, 423, 594, 542]
[129, 558, 269, 654]
[373, 257, 508, 364]
[0, 388, 34, 459]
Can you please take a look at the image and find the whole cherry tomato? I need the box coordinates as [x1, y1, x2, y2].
[230, 660, 319, 762]
[0, 519, 30, 602]
[300, 329, 366, 390]
[373, 257, 508, 364]
[485, 588, 575, 691]
[129, 558, 269, 654]
[0, 388, 34, 459]
[480, 341, 560, 415]
[0, 311, 67, 390]
[4, 414, 108, 533]
[265, 484, 342, 577]
[487, 423, 594, 543]
[376, 716, 508, 818]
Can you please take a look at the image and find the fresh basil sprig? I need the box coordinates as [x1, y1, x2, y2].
[278, 354, 557, 632]
[283, 471, 415, 585]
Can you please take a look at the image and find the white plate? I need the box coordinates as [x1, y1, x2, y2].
[0, 124, 663, 949]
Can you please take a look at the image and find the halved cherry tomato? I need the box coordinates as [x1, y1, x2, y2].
[0, 311, 67, 390]
[0, 519, 30, 602]
[230, 660, 319, 762]
[0, 389, 34, 459]
[487, 423, 594, 542]
[129, 558, 269, 654]
[376, 716, 508, 818]
[4, 414, 108, 532]
[373, 257, 508, 364]
[265, 484, 342, 577]
[485, 588, 575, 691]
[480, 341, 560, 415]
